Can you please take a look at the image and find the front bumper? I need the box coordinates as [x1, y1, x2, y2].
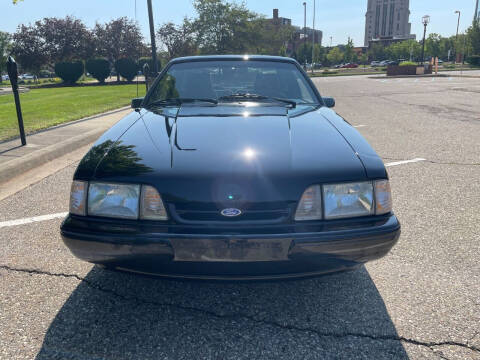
[60, 214, 400, 280]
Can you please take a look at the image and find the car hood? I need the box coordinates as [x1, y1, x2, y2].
[83, 105, 379, 203]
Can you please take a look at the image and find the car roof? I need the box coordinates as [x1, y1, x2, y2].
[169, 55, 299, 65]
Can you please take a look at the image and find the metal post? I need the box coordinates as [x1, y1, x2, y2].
[455, 11, 461, 63]
[475, 0, 479, 21]
[311, 0, 316, 74]
[303, 2, 307, 70]
[421, 24, 427, 65]
[143, 63, 150, 92]
[6, 56, 26, 146]
[147, 0, 158, 75]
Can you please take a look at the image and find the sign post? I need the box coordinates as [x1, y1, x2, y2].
[6, 56, 26, 146]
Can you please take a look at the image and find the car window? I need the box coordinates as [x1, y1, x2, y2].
[148, 60, 318, 105]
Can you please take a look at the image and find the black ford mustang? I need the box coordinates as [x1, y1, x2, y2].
[61, 55, 400, 280]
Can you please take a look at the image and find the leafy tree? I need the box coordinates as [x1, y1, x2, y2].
[191, 0, 258, 54]
[467, 20, 480, 55]
[11, 24, 49, 76]
[36, 16, 95, 62]
[327, 47, 343, 64]
[367, 43, 386, 61]
[114, 58, 138, 82]
[157, 21, 197, 59]
[343, 38, 354, 63]
[94, 18, 143, 80]
[297, 43, 312, 64]
[54, 61, 84, 84]
[0, 32, 12, 79]
[86, 58, 110, 83]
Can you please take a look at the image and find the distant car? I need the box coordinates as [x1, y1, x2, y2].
[19, 74, 35, 80]
[1, 74, 9, 81]
[342, 63, 359, 68]
[437, 59, 444, 64]
[61, 55, 400, 280]
[370, 61, 381, 67]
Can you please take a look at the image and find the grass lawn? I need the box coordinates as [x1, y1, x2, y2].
[0, 84, 145, 141]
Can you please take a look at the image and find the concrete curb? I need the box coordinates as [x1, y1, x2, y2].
[368, 74, 449, 79]
[0, 126, 104, 184]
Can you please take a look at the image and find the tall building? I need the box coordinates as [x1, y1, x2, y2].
[364, 0, 416, 47]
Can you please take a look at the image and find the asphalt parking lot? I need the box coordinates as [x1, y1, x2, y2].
[1, 74, 479, 359]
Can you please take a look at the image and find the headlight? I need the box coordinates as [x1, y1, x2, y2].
[88, 182, 141, 219]
[69, 180, 87, 216]
[295, 185, 322, 221]
[323, 182, 374, 219]
[374, 180, 392, 215]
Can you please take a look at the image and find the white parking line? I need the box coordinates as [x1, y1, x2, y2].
[0, 212, 68, 229]
[354, 125, 367, 128]
[385, 158, 426, 167]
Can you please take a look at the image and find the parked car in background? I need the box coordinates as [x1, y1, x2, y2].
[61, 55, 400, 280]
[341, 63, 359, 68]
[19, 73, 35, 80]
[371, 61, 381, 67]
[1, 74, 9, 81]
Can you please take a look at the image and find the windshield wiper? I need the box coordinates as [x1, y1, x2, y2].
[218, 93, 296, 108]
[147, 98, 218, 107]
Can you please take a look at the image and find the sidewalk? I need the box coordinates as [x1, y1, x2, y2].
[0, 106, 132, 184]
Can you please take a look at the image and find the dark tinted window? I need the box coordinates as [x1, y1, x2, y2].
[148, 60, 318, 104]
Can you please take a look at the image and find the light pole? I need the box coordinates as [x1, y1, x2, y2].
[147, 0, 158, 75]
[421, 15, 430, 65]
[303, 2, 307, 70]
[311, 0, 316, 73]
[455, 11, 461, 63]
[475, 0, 479, 21]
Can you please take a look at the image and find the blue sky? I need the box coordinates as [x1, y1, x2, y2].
[1, 0, 477, 46]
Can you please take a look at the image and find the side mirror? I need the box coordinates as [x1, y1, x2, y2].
[131, 97, 144, 109]
[323, 97, 335, 108]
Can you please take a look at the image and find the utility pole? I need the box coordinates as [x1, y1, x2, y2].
[311, 0, 316, 73]
[455, 11, 461, 63]
[303, 2, 307, 70]
[475, 0, 479, 21]
[147, 0, 159, 75]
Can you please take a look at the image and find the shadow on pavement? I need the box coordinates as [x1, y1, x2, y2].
[36, 266, 408, 359]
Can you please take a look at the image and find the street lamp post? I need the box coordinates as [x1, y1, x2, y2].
[311, 0, 316, 74]
[147, 0, 158, 75]
[455, 11, 461, 63]
[303, 2, 307, 70]
[421, 15, 430, 65]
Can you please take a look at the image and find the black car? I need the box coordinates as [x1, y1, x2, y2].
[61, 55, 400, 280]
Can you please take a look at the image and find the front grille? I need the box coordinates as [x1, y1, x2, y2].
[168, 202, 292, 224]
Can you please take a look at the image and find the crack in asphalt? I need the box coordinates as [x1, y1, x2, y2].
[2, 264, 480, 356]
[382, 156, 480, 166]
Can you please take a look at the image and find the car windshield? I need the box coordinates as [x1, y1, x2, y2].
[147, 60, 319, 107]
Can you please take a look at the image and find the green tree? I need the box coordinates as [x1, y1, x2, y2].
[0, 32, 11, 79]
[343, 38, 354, 63]
[11, 24, 49, 76]
[191, 0, 258, 54]
[368, 43, 386, 61]
[467, 20, 480, 55]
[327, 47, 343, 64]
[157, 21, 197, 59]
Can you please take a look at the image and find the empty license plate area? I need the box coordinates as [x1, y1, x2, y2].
[171, 238, 292, 262]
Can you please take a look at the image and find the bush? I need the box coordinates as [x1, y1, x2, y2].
[54, 61, 84, 84]
[399, 61, 417, 66]
[138, 57, 162, 75]
[467, 55, 480, 66]
[114, 58, 138, 81]
[86, 58, 111, 83]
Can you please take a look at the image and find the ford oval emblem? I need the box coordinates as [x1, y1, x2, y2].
[221, 208, 242, 217]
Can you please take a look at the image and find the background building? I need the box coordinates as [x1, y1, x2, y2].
[364, 0, 416, 47]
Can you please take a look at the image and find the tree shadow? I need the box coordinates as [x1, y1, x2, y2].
[36, 266, 408, 359]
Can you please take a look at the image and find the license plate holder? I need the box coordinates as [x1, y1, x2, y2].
[171, 238, 292, 262]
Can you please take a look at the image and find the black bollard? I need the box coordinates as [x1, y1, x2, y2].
[6, 56, 26, 146]
[143, 63, 150, 92]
